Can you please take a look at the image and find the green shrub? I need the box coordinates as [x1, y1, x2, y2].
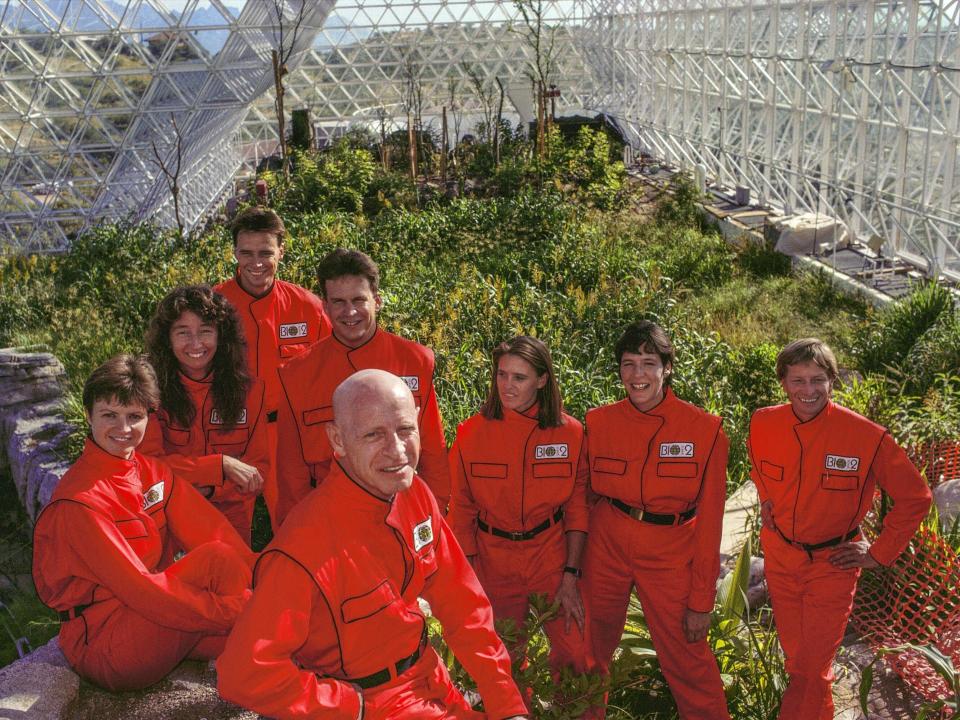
[856, 282, 956, 375]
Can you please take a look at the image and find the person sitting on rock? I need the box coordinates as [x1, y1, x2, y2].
[32, 354, 256, 691]
[217, 369, 528, 720]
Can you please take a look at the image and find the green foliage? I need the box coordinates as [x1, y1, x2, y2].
[654, 175, 704, 229]
[856, 283, 957, 387]
[859, 643, 959, 718]
[278, 144, 378, 214]
[544, 126, 628, 209]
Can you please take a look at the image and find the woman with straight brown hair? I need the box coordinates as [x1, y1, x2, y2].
[448, 335, 589, 679]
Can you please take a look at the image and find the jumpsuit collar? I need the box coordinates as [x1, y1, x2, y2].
[233, 268, 277, 301]
[179, 369, 214, 388]
[790, 399, 835, 428]
[328, 460, 396, 516]
[623, 386, 677, 419]
[80, 437, 141, 487]
[502, 402, 541, 424]
[331, 325, 383, 354]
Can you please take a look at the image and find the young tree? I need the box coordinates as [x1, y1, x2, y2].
[512, 0, 559, 161]
[401, 52, 424, 179]
[269, 0, 308, 180]
[150, 113, 185, 238]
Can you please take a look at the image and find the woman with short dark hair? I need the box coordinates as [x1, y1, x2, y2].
[32, 354, 254, 691]
[581, 320, 730, 719]
[141, 285, 269, 543]
[448, 335, 589, 682]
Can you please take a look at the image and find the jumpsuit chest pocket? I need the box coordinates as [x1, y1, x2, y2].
[470, 463, 508, 479]
[115, 518, 149, 540]
[656, 461, 698, 478]
[821, 473, 859, 491]
[303, 406, 334, 426]
[592, 457, 627, 475]
[532, 461, 572, 479]
[164, 427, 191, 447]
[209, 428, 249, 455]
[340, 580, 399, 623]
[760, 461, 784, 483]
[279, 341, 310, 359]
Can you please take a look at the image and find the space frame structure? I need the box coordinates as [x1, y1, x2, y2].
[2, 0, 960, 283]
[578, 0, 960, 279]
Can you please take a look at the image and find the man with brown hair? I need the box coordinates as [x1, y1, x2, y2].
[748, 337, 931, 720]
[273, 248, 451, 524]
[214, 206, 330, 525]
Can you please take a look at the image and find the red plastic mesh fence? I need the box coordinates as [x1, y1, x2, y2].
[909, 440, 960, 487]
[851, 515, 960, 707]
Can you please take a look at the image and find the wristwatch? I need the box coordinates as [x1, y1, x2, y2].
[563, 565, 582, 579]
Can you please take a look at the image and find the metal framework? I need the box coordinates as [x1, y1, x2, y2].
[3, 0, 959, 281]
[578, 0, 960, 278]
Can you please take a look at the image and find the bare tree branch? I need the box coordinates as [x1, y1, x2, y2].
[149, 113, 185, 238]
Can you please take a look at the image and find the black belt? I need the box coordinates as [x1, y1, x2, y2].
[58, 602, 92, 622]
[607, 497, 696, 526]
[477, 507, 563, 541]
[338, 628, 427, 690]
[775, 524, 861, 558]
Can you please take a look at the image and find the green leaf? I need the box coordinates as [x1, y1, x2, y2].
[717, 533, 752, 622]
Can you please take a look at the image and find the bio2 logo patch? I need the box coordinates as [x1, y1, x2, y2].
[659, 442, 694, 458]
[535, 443, 569, 459]
[279, 322, 308, 339]
[825, 454, 860, 472]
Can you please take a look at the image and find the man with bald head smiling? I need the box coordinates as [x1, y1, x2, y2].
[218, 370, 528, 720]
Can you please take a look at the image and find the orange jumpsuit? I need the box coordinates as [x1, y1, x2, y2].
[581, 389, 730, 719]
[748, 401, 931, 720]
[275, 328, 451, 524]
[140, 373, 269, 544]
[448, 406, 589, 673]
[217, 463, 527, 720]
[214, 276, 331, 523]
[32, 439, 255, 691]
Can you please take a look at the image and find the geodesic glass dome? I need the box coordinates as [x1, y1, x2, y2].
[2, 0, 959, 280]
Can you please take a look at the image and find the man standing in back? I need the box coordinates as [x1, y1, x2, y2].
[215, 206, 330, 526]
[274, 249, 451, 524]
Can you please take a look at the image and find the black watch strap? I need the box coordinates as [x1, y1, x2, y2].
[563, 565, 582, 579]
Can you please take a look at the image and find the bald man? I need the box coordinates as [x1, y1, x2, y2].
[218, 370, 528, 720]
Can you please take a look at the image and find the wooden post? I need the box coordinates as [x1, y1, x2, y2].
[441, 106, 448, 183]
[407, 109, 417, 180]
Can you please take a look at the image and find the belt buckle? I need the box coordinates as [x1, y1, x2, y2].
[634, 508, 646, 522]
[509, 530, 525, 541]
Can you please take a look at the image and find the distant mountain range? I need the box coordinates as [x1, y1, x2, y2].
[4, 2, 362, 54]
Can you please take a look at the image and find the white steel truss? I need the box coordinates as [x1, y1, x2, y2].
[0, 0, 589, 253]
[577, 0, 960, 279]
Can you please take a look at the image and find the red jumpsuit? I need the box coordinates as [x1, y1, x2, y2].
[448, 406, 589, 673]
[581, 389, 730, 719]
[32, 439, 256, 691]
[215, 275, 331, 523]
[275, 327, 451, 524]
[748, 401, 931, 720]
[217, 463, 527, 720]
[139, 373, 270, 544]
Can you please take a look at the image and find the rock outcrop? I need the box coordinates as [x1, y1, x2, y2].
[0, 348, 73, 523]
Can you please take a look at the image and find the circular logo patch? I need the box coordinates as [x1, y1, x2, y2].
[836, 458, 847, 469]
[417, 525, 431, 543]
[670, 445, 681, 456]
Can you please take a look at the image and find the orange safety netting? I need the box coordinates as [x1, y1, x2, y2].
[851, 515, 960, 709]
[909, 440, 960, 487]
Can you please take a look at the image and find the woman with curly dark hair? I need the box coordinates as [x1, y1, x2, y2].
[141, 285, 269, 544]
